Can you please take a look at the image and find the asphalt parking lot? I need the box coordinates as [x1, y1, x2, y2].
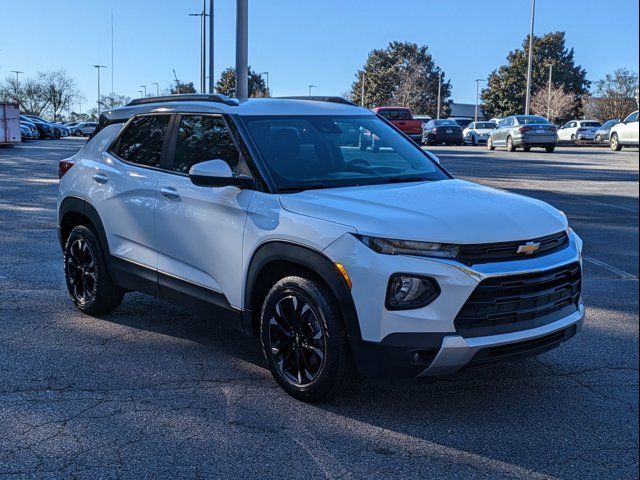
[0, 139, 638, 479]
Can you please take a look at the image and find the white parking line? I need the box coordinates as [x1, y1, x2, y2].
[583, 256, 638, 280]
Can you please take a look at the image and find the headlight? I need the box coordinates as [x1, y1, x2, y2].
[386, 274, 440, 310]
[356, 235, 460, 259]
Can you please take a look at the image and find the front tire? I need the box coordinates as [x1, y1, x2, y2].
[506, 136, 516, 152]
[260, 276, 356, 402]
[545, 146, 555, 153]
[64, 225, 124, 315]
[487, 137, 495, 150]
[74, 130, 83, 137]
[610, 133, 622, 151]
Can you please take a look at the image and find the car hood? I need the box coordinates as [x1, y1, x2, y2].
[279, 179, 567, 244]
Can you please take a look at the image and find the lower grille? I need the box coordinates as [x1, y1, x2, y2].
[455, 263, 581, 338]
[468, 325, 578, 366]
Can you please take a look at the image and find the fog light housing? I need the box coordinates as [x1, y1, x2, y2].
[386, 274, 440, 310]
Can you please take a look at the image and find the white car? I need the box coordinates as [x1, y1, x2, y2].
[57, 94, 584, 401]
[609, 111, 639, 151]
[70, 122, 97, 137]
[463, 121, 498, 145]
[557, 119, 602, 142]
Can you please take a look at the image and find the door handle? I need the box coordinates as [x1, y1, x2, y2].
[160, 186, 180, 199]
[93, 173, 108, 184]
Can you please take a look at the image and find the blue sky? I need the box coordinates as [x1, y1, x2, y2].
[1, 0, 638, 111]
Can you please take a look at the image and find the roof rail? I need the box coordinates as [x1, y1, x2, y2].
[275, 96, 358, 106]
[127, 93, 238, 107]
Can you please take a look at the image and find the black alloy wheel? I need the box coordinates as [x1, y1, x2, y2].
[267, 294, 326, 385]
[66, 237, 97, 307]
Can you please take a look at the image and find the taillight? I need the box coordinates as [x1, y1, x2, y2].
[519, 126, 532, 133]
[58, 158, 76, 179]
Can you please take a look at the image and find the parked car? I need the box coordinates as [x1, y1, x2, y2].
[609, 111, 639, 151]
[57, 94, 584, 401]
[371, 107, 423, 143]
[64, 121, 79, 128]
[594, 119, 620, 143]
[448, 117, 473, 129]
[71, 122, 97, 137]
[557, 119, 602, 142]
[463, 121, 498, 146]
[488, 115, 557, 152]
[20, 121, 38, 140]
[422, 119, 463, 145]
[52, 123, 71, 137]
[21, 115, 55, 139]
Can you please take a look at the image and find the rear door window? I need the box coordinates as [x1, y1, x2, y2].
[113, 115, 171, 168]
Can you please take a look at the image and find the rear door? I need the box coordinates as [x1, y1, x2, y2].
[155, 114, 254, 309]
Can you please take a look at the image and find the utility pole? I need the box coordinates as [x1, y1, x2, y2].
[524, 0, 536, 115]
[111, 13, 114, 94]
[208, 0, 215, 93]
[188, 7, 207, 94]
[361, 71, 366, 106]
[235, 0, 249, 99]
[308, 85, 317, 96]
[436, 71, 442, 119]
[140, 85, 147, 98]
[547, 64, 553, 120]
[93, 65, 107, 116]
[474, 78, 485, 123]
[10, 70, 23, 89]
[153, 82, 160, 96]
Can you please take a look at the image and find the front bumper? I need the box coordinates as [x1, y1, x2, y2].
[324, 230, 583, 378]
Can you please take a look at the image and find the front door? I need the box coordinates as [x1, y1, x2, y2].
[155, 114, 254, 310]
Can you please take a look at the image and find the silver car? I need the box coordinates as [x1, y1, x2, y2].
[70, 122, 97, 137]
[488, 115, 557, 153]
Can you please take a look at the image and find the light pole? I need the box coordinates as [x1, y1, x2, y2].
[474, 78, 485, 123]
[153, 82, 160, 96]
[93, 65, 107, 116]
[10, 70, 23, 89]
[547, 64, 553, 120]
[189, 6, 208, 94]
[140, 85, 147, 98]
[138, 90, 143, 98]
[208, 0, 215, 94]
[308, 85, 317, 96]
[524, 0, 536, 115]
[436, 71, 443, 119]
[260, 72, 269, 92]
[235, 0, 248, 99]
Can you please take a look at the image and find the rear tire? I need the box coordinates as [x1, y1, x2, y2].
[259, 276, 356, 402]
[545, 146, 555, 153]
[610, 133, 622, 151]
[570, 134, 576, 142]
[506, 136, 516, 152]
[64, 225, 124, 315]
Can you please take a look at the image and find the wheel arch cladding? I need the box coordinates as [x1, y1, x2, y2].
[243, 242, 362, 340]
[58, 197, 110, 256]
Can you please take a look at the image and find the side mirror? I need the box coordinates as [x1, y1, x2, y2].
[189, 159, 255, 188]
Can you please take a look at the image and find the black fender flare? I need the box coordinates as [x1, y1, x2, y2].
[243, 241, 362, 340]
[58, 197, 110, 255]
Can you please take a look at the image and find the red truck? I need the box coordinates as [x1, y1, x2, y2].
[372, 107, 423, 144]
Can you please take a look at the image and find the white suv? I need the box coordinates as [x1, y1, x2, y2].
[57, 94, 585, 402]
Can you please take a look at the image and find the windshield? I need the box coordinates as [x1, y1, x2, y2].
[516, 115, 549, 124]
[452, 118, 472, 127]
[376, 109, 412, 120]
[242, 115, 448, 191]
[475, 122, 497, 129]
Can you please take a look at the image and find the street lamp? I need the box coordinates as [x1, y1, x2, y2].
[140, 85, 147, 98]
[153, 82, 160, 96]
[259, 72, 269, 92]
[93, 65, 108, 116]
[308, 85, 317, 96]
[474, 79, 486, 123]
[138, 90, 143, 98]
[524, 0, 536, 115]
[189, 2, 209, 94]
[10, 70, 23, 89]
[436, 71, 443, 119]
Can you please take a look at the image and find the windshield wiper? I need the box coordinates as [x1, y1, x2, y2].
[384, 176, 433, 184]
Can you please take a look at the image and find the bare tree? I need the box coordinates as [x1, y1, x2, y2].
[0, 76, 22, 106]
[391, 61, 423, 109]
[19, 78, 49, 116]
[589, 68, 638, 120]
[39, 69, 82, 122]
[530, 84, 576, 123]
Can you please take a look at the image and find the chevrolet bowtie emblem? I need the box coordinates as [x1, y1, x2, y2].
[517, 241, 541, 255]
